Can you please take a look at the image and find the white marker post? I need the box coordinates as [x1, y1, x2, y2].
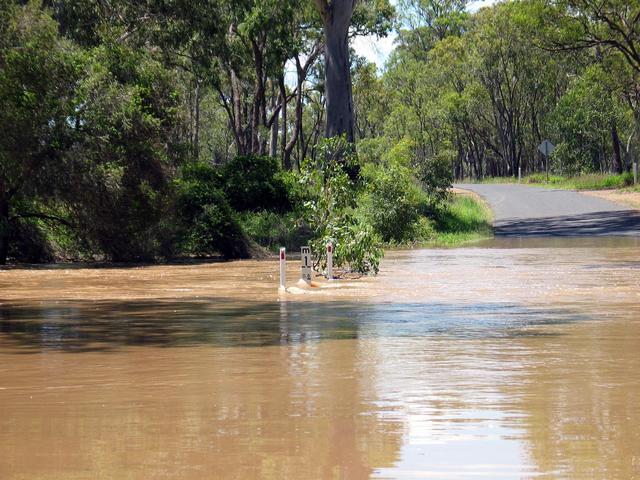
[518, 166, 521, 183]
[300, 246, 312, 284]
[279, 247, 286, 291]
[326, 242, 334, 280]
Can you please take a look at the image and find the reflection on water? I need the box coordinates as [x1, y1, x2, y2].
[0, 300, 584, 352]
[1, 238, 640, 479]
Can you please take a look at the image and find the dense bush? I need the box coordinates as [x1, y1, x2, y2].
[63, 44, 183, 262]
[7, 220, 55, 263]
[417, 149, 453, 209]
[359, 162, 426, 243]
[220, 155, 291, 212]
[239, 211, 310, 251]
[175, 163, 251, 259]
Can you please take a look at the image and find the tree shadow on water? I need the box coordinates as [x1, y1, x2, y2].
[0, 298, 590, 353]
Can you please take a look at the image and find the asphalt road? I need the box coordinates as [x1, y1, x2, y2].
[455, 183, 640, 236]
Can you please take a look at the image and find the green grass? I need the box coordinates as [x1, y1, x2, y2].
[425, 194, 493, 246]
[523, 172, 634, 190]
[468, 172, 635, 190]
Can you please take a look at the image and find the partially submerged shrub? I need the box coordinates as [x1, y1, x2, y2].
[299, 137, 383, 275]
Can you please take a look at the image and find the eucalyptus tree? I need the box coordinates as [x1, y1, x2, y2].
[395, 0, 469, 60]
[542, 0, 640, 171]
[0, 2, 81, 263]
[314, 0, 394, 144]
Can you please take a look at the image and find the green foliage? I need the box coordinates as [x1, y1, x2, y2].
[8, 0, 640, 267]
[549, 65, 626, 175]
[239, 210, 310, 251]
[0, 2, 82, 262]
[299, 137, 383, 275]
[175, 163, 250, 259]
[319, 219, 383, 275]
[359, 161, 426, 243]
[66, 43, 182, 261]
[220, 155, 291, 212]
[417, 149, 453, 208]
[7, 220, 55, 263]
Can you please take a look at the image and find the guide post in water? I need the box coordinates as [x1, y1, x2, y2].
[279, 247, 286, 291]
[326, 242, 334, 280]
[301, 246, 312, 284]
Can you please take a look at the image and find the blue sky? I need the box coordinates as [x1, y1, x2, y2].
[284, 0, 498, 84]
[353, 0, 498, 68]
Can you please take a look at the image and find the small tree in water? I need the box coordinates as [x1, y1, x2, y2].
[300, 137, 383, 275]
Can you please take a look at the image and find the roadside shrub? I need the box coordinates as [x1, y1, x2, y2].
[221, 155, 290, 212]
[357, 137, 393, 165]
[66, 44, 182, 262]
[416, 149, 453, 209]
[299, 137, 383, 275]
[185, 202, 250, 259]
[359, 162, 426, 243]
[385, 137, 415, 167]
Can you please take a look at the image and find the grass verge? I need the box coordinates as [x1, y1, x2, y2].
[426, 192, 493, 246]
[466, 172, 636, 190]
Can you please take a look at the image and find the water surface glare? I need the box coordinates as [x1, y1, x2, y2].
[1, 238, 640, 479]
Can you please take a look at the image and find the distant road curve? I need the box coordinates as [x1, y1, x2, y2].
[455, 183, 640, 236]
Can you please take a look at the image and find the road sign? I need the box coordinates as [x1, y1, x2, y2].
[538, 140, 555, 157]
[300, 246, 312, 283]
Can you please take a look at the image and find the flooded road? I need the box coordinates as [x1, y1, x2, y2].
[1, 238, 640, 479]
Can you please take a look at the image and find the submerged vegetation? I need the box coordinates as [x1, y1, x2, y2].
[2, 0, 639, 269]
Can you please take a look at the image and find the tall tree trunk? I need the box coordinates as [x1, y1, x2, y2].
[270, 105, 279, 158]
[279, 78, 290, 169]
[284, 58, 305, 168]
[251, 39, 266, 155]
[194, 80, 201, 160]
[316, 0, 355, 142]
[230, 68, 246, 155]
[611, 120, 623, 174]
[282, 42, 323, 169]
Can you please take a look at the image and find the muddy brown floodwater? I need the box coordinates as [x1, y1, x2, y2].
[1, 237, 640, 479]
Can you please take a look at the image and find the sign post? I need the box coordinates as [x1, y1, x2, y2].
[326, 242, 334, 280]
[634, 161, 638, 186]
[518, 166, 521, 183]
[300, 246, 312, 284]
[279, 247, 286, 291]
[538, 140, 555, 182]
